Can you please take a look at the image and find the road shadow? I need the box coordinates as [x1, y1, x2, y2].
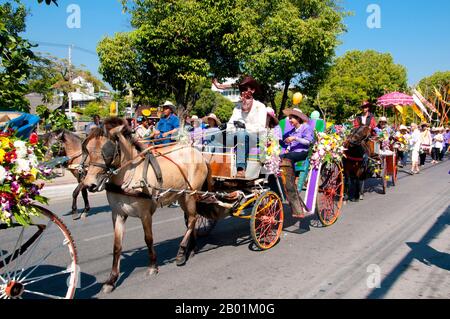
[367, 204, 450, 299]
[63, 205, 111, 218]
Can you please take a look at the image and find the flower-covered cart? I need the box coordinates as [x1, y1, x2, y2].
[0, 112, 78, 299]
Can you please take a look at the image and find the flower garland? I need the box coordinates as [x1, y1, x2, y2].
[259, 129, 281, 175]
[310, 131, 346, 169]
[0, 129, 52, 226]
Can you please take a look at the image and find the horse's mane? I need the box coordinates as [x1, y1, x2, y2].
[83, 117, 145, 152]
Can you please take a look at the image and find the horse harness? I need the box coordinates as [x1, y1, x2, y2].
[85, 139, 195, 201]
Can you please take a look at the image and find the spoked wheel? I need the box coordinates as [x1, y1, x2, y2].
[316, 162, 344, 226]
[0, 205, 78, 299]
[250, 191, 284, 250]
[195, 216, 217, 238]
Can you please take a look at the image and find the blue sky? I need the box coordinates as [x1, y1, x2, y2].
[13, 0, 450, 87]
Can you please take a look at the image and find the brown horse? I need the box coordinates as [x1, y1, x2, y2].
[43, 129, 90, 219]
[81, 118, 210, 293]
[343, 126, 372, 202]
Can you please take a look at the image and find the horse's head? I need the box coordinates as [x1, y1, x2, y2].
[345, 126, 371, 147]
[42, 129, 65, 161]
[82, 118, 130, 192]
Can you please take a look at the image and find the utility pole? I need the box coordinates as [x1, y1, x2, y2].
[68, 44, 73, 119]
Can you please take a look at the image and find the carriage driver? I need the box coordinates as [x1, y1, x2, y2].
[353, 101, 377, 131]
[226, 76, 267, 178]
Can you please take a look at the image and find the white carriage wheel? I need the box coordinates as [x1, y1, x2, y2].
[0, 205, 78, 299]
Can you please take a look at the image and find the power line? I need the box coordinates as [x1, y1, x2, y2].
[30, 40, 97, 56]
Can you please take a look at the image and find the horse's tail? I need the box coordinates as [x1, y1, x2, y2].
[204, 160, 214, 192]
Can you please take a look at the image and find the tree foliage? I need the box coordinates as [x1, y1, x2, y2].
[317, 50, 408, 123]
[36, 105, 74, 131]
[103, 0, 345, 116]
[417, 71, 450, 101]
[0, 2, 34, 112]
[192, 88, 235, 121]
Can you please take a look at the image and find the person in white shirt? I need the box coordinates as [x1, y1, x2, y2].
[226, 76, 267, 177]
[409, 123, 421, 174]
[135, 116, 150, 140]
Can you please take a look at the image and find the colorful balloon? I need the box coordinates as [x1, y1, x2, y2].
[293, 92, 303, 105]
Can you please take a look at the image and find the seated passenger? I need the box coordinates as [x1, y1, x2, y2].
[279, 108, 314, 168]
[226, 76, 267, 178]
[189, 115, 203, 146]
[203, 113, 223, 153]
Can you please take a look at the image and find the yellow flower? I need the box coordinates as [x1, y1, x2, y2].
[0, 137, 10, 149]
[0, 149, 5, 164]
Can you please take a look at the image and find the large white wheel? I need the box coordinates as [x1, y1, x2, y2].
[0, 205, 78, 299]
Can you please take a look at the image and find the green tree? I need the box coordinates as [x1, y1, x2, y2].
[193, 88, 235, 120]
[36, 105, 74, 131]
[83, 101, 109, 118]
[417, 71, 450, 102]
[227, 0, 346, 115]
[0, 2, 34, 112]
[317, 50, 408, 123]
[101, 0, 244, 110]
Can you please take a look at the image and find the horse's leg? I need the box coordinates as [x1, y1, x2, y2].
[176, 196, 198, 266]
[71, 183, 82, 220]
[359, 178, 365, 200]
[80, 187, 90, 220]
[141, 204, 158, 276]
[103, 213, 127, 294]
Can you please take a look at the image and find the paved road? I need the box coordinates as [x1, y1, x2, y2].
[42, 160, 450, 299]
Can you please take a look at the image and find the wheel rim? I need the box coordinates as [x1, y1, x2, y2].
[317, 163, 344, 226]
[250, 192, 284, 250]
[0, 205, 78, 299]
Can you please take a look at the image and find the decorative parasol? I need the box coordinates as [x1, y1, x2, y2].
[377, 92, 414, 107]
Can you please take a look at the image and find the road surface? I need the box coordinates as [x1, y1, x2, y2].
[40, 160, 450, 299]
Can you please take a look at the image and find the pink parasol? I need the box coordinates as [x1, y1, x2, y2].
[377, 92, 414, 107]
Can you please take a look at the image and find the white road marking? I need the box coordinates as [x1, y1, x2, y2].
[83, 216, 184, 242]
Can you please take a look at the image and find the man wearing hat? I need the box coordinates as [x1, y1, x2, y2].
[226, 76, 267, 177]
[353, 101, 377, 130]
[153, 101, 180, 144]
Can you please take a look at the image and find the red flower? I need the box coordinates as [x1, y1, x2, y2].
[5, 150, 17, 163]
[30, 132, 39, 145]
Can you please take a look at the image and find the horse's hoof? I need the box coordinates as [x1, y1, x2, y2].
[175, 255, 187, 267]
[102, 284, 115, 294]
[72, 214, 80, 221]
[146, 267, 159, 277]
[81, 212, 88, 220]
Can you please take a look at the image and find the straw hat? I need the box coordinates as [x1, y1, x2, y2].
[282, 107, 309, 123]
[399, 125, 408, 131]
[378, 116, 388, 123]
[203, 113, 221, 126]
[266, 107, 279, 126]
[420, 122, 429, 127]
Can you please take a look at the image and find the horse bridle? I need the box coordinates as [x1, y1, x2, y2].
[81, 137, 121, 180]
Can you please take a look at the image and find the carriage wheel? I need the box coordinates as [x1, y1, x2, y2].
[195, 216, 217, 238]
[317, 162, 344, 226]
[0, 205, 78, 299]
[381, 157, 387, 194]
[250, 191, 284, 250]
